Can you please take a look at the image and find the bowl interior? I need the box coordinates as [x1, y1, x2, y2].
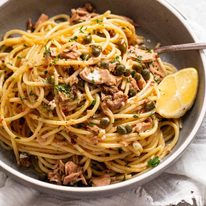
[0, 0, 205, 197]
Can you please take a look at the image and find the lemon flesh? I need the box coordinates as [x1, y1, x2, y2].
[156, 68, 198, 118]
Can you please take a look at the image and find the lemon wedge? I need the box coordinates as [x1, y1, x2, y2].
[156, 68, 198, 118]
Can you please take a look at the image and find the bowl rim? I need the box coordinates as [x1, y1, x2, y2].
[1, 0, 206, 193]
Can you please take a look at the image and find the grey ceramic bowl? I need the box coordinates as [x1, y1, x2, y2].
[0, 0, 206, 198]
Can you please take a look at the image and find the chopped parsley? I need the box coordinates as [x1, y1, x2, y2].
[111, 56, 120, 63]
[55, 83, 71, 95]
[95, 19, 103, 24]
[130, 70, 136, 78]
[80, 53, 90, 61]
[136, 56, 142, 63]
[147, 156, 160, 168]
[46, 76, 55, 85]
[43, 46, 51, 57]
[91, 99, 96, 106]
[52, 57, 59, 65]
[146, 49, 152, 53]
[88, 122, 96, 127]
[79, 26, 87, 33]
[69, 36, 78, 42]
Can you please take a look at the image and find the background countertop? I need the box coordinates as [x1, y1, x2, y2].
[0, 0, 206, 205]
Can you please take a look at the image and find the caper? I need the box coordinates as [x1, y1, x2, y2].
[124, 69, 131, 77]
[130, 70, 136, 77]
[145, 101, 155, 111]
[141, 69, 150, 81]
[100, 117, 110, 128]
[83, 35, 92, 44]
[80, 53, 90, 61]
[129, 88, 137, 97]
[118, 39, 127, 54]
[91, 46, 102, 57]
[132, 63, 142, 73]
[125, 125, 132, 133]
[100, 62, 109, 69]
[115, 64, 126, 76]
[134, 73, 141, 81]
[117, 125, 127, 135]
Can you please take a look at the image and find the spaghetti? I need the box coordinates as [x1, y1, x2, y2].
[0, 4, 180, 186]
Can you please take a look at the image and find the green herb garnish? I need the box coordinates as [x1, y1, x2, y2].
[52, 57, 59, 65]
[79, 26, 87, 33]
[69, 36, 78, 42]
[91, 99, 96, 106]
[95, 19, 103, 24]
[43, 46, 51, 57]
[55, 83, 71, 95]
[88, 122, 96, 127]
[148, 156, 160, 168]
[111, 56, 120, 63]
[146, 49, 152, 53]
[46, 76, 55, 85]
[136, 56, 142, 62]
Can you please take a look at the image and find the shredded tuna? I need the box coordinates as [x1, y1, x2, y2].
[92, 174, 111, 186]
[80, 67, 118, 86]
[67, 75, 79, 85]
[137, 77, 146, 90]
[48, 173, 62, 185]
[57, 85, 77, 102]
[87, 125, 100, 136]
[70, 3, 97, 24]
[19, 153, 31, 168]
[34, 14, 49, 28]
[101, 91, 128, 112]
[50, 47, 57, 57]
[102, 86, 119, 94]
[130, 77, 140, 91]
[128, 45, 157, 62]
[48, 160, 87, 186]
[59, 45, 81, 60]
[108, 62, 118, 72]
[134, 118, 153, 133]
[63, 172, 82, 185]
[149, 60, 165, 78]
[65, 161, 78, 175]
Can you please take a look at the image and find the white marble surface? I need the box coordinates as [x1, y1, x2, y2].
[0, 0, 206, 205]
